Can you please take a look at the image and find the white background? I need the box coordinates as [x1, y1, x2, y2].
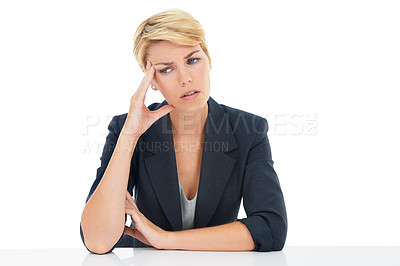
[0, 0, 399, 248]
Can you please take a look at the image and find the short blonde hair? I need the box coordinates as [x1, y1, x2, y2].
[133, 9, 211, 71]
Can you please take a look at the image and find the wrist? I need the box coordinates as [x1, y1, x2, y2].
[115, 132, 138, 155]
[120, 127, 141, 141]
[160, 231, 177, 250]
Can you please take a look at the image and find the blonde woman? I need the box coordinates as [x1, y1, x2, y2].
[80, 9, 287, 254]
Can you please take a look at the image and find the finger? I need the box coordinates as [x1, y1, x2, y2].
[135, 61, 155, 100]
[125, 205, 140, 220]
[131, 201, 139, 212]
[125, 193, 139, 211]
[125, 191, 137, 207]
[151, 104, 175, 121]
[125, 201, 137, 216]
[125, 207, 133, 217]
[126, 190, 134, 202]
[126, 193, 139, 209]
[124, 225, 135, 238]
[125, 202, 136, 214]
[125, 196, 136, 211]
[124, 226, 152, 246]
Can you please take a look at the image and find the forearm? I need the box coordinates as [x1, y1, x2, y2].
[165, 221, 255, 251]
[80, 132, 138, 253]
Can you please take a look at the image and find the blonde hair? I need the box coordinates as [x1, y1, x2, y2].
[133, 9, 211, 71]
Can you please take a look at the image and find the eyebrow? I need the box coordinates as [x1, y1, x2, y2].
[154, 50, 201, 66]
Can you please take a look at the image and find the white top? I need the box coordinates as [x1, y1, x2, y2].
[178, 180, 198, 230]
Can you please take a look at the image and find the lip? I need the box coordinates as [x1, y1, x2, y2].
[180, 90, 200, 101]
[181, 89, 199, 98]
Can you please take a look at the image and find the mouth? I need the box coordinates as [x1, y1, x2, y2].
[181, 90, 200, 98]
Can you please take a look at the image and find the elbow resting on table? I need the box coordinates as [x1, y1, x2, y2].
[80, 223, 119, 255]
[272, 232, 286, 251]
[86, 243, 114, 255]
[239, 213, 287, 252]
[270, 218, 288, 251]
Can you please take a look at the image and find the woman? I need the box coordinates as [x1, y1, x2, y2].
[80, 9, 287, 254]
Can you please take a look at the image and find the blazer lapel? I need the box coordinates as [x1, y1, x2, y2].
[194, 97, 238, 228]
[143, 102, 182, 231]
[142, 97, 238, 231]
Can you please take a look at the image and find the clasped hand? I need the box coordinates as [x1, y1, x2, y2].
[124, 191, 169, 249]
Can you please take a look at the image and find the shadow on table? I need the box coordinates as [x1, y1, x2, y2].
[82, 248, 288, 266]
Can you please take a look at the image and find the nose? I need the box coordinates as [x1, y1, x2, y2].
[178, 66, 192, 86]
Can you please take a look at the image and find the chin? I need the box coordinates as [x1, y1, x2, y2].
[175, 104, 202, 113]
[174, 96, 208, 113]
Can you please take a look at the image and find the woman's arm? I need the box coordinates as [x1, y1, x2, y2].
[80, 61, 174, 254]
[80, 129, 138, 254]
[124, 192, 254, 251]
[164, 221, 255, 251]
[237, 117, 288, 251]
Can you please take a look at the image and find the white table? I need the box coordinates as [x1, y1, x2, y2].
[1, 247, 399, 266]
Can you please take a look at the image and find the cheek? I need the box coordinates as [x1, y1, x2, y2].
[199, 68, 210, 83]
[154, 75, 172, 93]
[153, 74, 165, 86]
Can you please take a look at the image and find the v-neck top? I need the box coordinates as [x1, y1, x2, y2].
[178, 180, 198, 230]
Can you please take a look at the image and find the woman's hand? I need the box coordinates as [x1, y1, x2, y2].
[124, 191, 170, 249]
[122, 60, 174, 138]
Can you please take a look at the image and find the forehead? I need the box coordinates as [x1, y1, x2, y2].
[147, 41, 202, 60]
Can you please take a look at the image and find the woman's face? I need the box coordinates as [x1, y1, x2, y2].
[146, 41, 211, 112]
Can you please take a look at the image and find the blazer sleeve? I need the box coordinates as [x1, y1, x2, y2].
[79, 115, 128, 254]
[237, 117, 288, 251]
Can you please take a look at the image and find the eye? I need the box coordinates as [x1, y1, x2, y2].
[160, 67, 172, 74]
[188, 58, 200, 64]
[159, 58, 200, 74]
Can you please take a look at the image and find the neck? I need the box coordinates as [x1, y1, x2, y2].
[169, 103, 208, 137]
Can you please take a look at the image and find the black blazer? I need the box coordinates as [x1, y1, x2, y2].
[80, 96, 287, 252]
